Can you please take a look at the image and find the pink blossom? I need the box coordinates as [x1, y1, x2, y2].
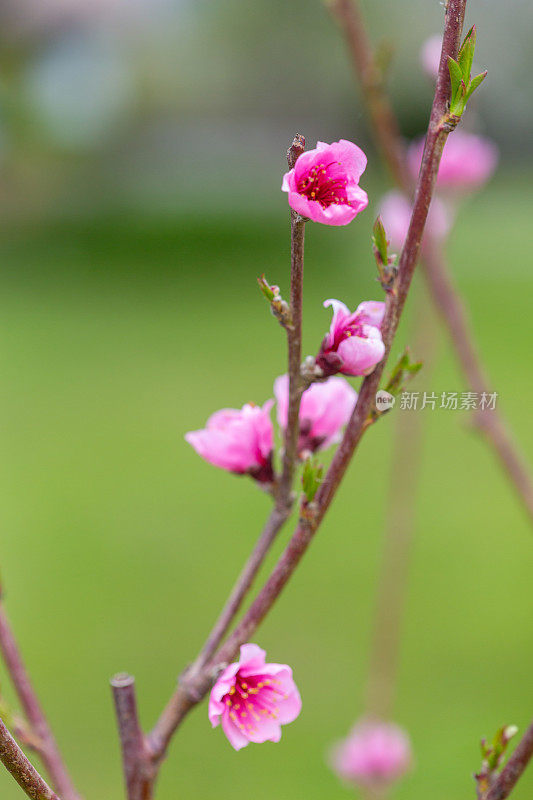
[407, 131, 498, 192]
[281, 139, 368, 225]
[274, 375, 357, 455]
[420, 35, 443, 78]
[330, 720, 412, 788]
[209, 643, 301, 750]
[185, 402, 274, 482]
[317, 299, 385, 377]
[378, 190, 451, 251]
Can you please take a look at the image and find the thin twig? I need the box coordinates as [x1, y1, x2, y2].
[0, 595, 80, 800]
[0, 716, 59, 800]
[110, 674, 154, 800]
[145, 0, 467, 761]
[484, 720, 533, 800]
[327, 0, 533, 526]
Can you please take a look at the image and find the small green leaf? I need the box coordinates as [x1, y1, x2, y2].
[447, 56, 463, 97]
[257, 274, 276, 302]
[372, 216, 388, 265]
[465, 70, 487, 102]
[450, 79, 467, 116]
[302, 458, 323, 503]
[458, 24, 476, 80]
[385, 348, 422, 396]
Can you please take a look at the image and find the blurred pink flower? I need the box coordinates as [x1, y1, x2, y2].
[420, 34, 443, 78]
[209, 643, 301, 750]
[281, 139, 368, 225]
[185, 401, 274, 482]
[407, 131, 498, 192]
[3, 0, 124, 33]
[317, 299, 385, 377]
[274, 374, 357, 455]
[378, 189, 451, 251]
[330, 720, 412, 788]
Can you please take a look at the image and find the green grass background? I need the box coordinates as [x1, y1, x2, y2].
[0, 172, 532, 799]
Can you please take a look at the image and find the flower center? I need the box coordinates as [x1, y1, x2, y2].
[224, 673, 287, 734]
[332, 317, 364, 349]
[297, 162, 350, 208]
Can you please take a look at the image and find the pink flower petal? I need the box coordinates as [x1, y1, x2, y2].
[238, 643, 266, 670]
[221, 709, 250, 750]
[245, 717, 282, 744]
[337, 329, 385, 376]
[356, 301, 386, 329]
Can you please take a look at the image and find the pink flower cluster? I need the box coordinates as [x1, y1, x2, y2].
[377, 132, 497, 253]
[330, 719, 412, 788]
[185, 290, 387, 480]
[209, 644, 301, 749]
[374, 46, 498, 253]
[189, 139, 390, 751]
[282, 139, 368, 226]
[186, 369, 361, 479]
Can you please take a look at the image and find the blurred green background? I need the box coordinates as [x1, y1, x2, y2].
[0, 1, 532, 799]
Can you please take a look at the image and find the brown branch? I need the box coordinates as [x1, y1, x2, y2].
[327, 0, 408, 188]
[280, 132, 306, 504]
[186, 137, 306, 677]
[327, 0, 533, 526]
[144, 0, 467, 763]
[0, 596, 80, 800]
[0, 716, 60, 800]
[422, 240, 533, 521]
[124, 137, 307, 784]
[365, 299, 434, 718]
[110, 675, 154, 800]
[484, 720, 533, 800]
[189, 505, 292, 675]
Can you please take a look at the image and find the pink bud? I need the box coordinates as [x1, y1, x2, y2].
[316, 299, 385, 377]
[282, 139, 368, 226]
[407, 131, 498, 192]
[378, 189, 451, 251]
[274, 375, 357, 455]
[330, 720, 413, 788]
[209, 643, 301, 750]
[185, 401, 274, 482]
